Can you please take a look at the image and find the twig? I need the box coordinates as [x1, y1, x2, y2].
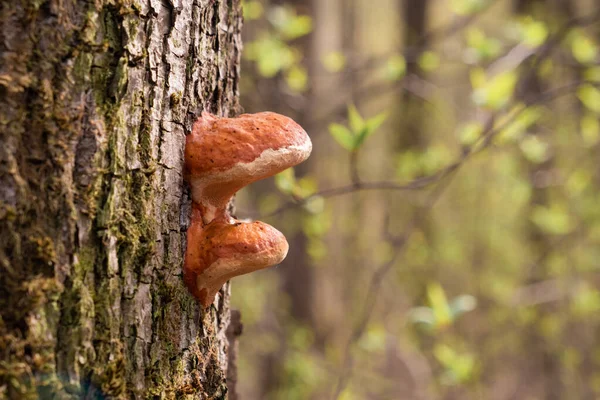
[349, 150, 360, 184]
[254, 79, 592, 221]
[415, 0, 500, 48]
[517, 8, 600, 101]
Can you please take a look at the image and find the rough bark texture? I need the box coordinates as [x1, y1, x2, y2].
[0, 0, 242, 398]
[224, 310, 241, 400]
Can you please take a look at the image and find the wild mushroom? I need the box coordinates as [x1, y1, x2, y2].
[184, 111, 312, 307]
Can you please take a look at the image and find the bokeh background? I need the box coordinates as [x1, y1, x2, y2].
[231, 0, 600, 398]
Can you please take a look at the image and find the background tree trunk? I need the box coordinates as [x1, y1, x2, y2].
[0, 0, 242, 398]
[513, 1, 562, 398]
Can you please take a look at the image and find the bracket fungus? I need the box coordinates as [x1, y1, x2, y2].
[184, 112, 312, 307]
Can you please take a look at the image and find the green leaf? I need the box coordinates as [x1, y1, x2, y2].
[451, 353, 476, 383]
[530, 204, 574, 235]
[466, 28, 502, 62]
[408, 307, 436, 326]
[302, 212, 331, 236]
[275, 168, 296, 194]
[427, 283, 453, 327]
[321, 51, 346, 73]
[466, 28, 486, 48]
[285, 65, 308, 92]
[395, 151, 421, 180]
[284, 15, 313, 40]
[519, 135, 550, 164]
[584, 67, 600, 83]
[469, 67, 486, 89]
[294, 177, 318, 198]
[269, 6, 313, 40]
[571, 32, 598, 64]
[434, 343, 477, 383]
[458, 122, 483, 146]
[522, 19, 548, 48]
[581, 112, 600, 146]
[384, 54, 406, 81]
[418, 51, 440, 72]
[578, 84, 600, 114]
[421, 145, 452, 175]
[328, 123, 354, 151]
[242, 1, 264, 20]
[338, 388, 359, 400]
[566, 169, 592, 196]
[365, 112, 388, 133]
[572, 286, 600, 316]
[496, 106, 543, 143]
[358, 324, 386, 352]
[246, 37, 296, 77]
[450, 295, 477, 318]
[302, 196, 325, 215]
[473, 71, 517, 110]
[434, 344, 457, 366]
[450, 0, 488, 15]
[347, 104, 365, 133]
[352, 112, 387, 150]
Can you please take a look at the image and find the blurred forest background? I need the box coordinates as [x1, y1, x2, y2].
[231, 0, 600, 398]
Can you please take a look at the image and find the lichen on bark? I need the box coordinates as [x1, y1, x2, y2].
[0, 0, 242, 398]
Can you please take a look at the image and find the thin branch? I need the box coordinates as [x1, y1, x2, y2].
[254, 79, 593, 221]
[414, 0, 500, 48]
[258, 171, 450, 219]
[349, 150, 361, 184]
[517, 7, 600, 100]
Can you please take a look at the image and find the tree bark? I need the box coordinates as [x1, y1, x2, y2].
[0, 0, 242, 398]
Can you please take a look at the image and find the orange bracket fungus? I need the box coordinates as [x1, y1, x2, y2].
[184, 112, 312, 307]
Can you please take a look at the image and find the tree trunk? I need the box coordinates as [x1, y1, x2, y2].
[0, 0, 242, 398]
[513, 1, 562, 399]
[398, 0, 428, 150]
